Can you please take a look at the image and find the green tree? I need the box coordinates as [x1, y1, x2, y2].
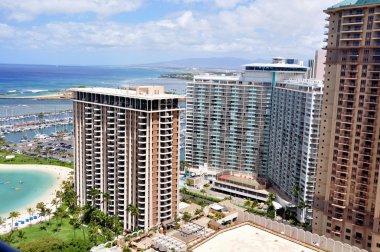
[126, 204, 139, 227]
[26, 207, 34, 226]
[182, 212, 191, 222]
[102, 191, 112, 209]
[195, 208, 203, 216]
[36, 201, 46, 224]
[292, 184, 300, 195]
[46, 207, 52, 223]
[9, 211, 20, 232]
[88, 224, 99, 244]
[200, 189, 206, 195]
[244, 200, 252, 208]
[54, 206, 65, 226]
[185, 179, 193, 187]
[298, 201, 307, 210]
[89, 188, 101, 206]
[267, 192, 276, 205]
[123, 246, 132, 252]
[17, 230, 26, 241]
[69, 217, 81, 239]
[55, 190, 63, 205]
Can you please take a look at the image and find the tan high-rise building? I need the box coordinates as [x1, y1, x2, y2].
[313, 1, 380, 251]
[71, 86, 182, 231]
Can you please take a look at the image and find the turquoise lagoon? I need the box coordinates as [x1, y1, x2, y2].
[0, 169, 55, 217]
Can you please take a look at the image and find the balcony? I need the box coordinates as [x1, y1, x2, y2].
[340, 36, 362, 41]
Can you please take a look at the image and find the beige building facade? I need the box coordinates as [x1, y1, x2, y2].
[71, 87, 181, 231]
[313, 1, 380, 251]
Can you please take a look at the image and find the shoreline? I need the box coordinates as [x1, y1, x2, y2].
[0, 164, 71, 233]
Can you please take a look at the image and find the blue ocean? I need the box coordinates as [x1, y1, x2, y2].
[0, 64, 187, 145]
[0, 64, 187, 98]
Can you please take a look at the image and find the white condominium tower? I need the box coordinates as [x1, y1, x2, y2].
[186, 57, 307, 176]
[267, 79, 323, 223]
[71, 86, 181, 231]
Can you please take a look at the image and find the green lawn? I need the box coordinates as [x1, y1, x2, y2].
[0, 151, 73, 169]
[1, 218, 89, 249]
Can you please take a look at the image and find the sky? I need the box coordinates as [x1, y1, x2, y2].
[0, 0, 338, 65]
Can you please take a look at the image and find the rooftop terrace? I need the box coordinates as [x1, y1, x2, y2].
[70, 86, 184, 100]
[192, 224, 317, 252]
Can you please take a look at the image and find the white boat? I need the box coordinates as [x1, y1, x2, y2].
[34, 133, 49, 139]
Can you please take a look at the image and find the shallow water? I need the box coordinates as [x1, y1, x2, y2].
[0, 169, 55, 217]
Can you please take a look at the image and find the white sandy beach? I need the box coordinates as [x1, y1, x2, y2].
[0, 164, 72, 234]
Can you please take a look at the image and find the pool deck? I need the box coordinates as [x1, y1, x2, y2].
[192, 224, 318, 252]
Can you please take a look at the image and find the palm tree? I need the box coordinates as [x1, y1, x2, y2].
[46, 208, 52, 223]
[89, 188, 101, 206]
[126, 204, 139, 227]
[9, 211, 20, 232]
[102, 191, 112, 210]
[51, 198, 59, 210]
[54, 207, 65, 225]
[69, 218, 80, 239]
[292, 184, 301, 197]
[200, 189, 206, 195]
[17, 230, 26, 241]
[298, 201, 307, 210]
[267, 192, 276, 205]
[36, 202, 46, 224]
[26, 207, 34, 226]
[55, 190, 63, 205]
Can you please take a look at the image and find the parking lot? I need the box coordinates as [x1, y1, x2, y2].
[12, 135, 74, 163]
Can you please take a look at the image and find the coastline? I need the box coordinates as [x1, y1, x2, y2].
[0, 164, 71, 232]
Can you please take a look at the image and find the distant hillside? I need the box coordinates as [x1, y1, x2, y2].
[135, 57, 268, 70]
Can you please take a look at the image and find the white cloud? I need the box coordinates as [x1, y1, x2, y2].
[0, 0, 338, 61]
[0, 0, 143, 21]
[0, 23, 14, 38]
[214, 0, 245, 9]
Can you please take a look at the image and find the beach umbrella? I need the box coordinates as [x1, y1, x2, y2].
[26, 219, 29, 222]
[20, 221, 25, 224]
[33, 216, 37, 219]
[14, 223, 19, 227]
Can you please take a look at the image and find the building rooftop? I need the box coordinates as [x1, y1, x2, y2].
[279, 79, 324, 88]
[192, 224, 318, 252]
[243, 57, 307, 72]
[193, 74, 241, 81]
[70, 86, 184, 100]
[328, 0, 380, 10]
[243, 63, 304, 68]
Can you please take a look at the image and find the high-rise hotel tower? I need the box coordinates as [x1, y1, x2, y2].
[313, 1, 380, 250]
[268, 79, 323, 224]
[71, 86, 181, 231]
[186, 58, 307, 177]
